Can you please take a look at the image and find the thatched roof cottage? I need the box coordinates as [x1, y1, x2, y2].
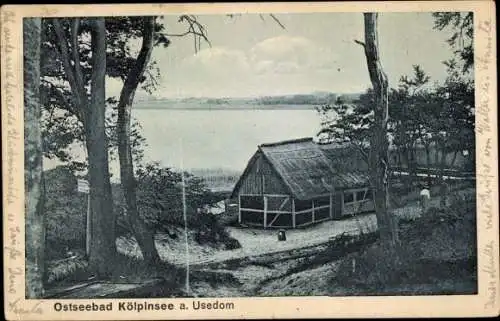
[230, 138, 375, 228]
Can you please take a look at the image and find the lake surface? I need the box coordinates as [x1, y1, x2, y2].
[132, 105, 322, 172]
[42, 104, 325, 180]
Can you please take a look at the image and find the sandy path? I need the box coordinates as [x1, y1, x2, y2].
[117, 188, 474, 267]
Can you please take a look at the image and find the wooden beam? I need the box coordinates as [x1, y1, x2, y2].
[292, 198, 296, 228]
[278, 197, 290, 211]
[311, 200, 315, 223]
[295, 204, 330, 214]
[239, 193, 290, 197]
[297, 192, 334, 199]
[329, 193, 333, 218]
[340, 191, 344, 217]
[239, 208, 265, 213]
[240, 208, 292, 214]
[263, 195, 268, 228]
[268, 212, 292, 227]
[238, 194, 241, 224]
[297, 216, 331, 227]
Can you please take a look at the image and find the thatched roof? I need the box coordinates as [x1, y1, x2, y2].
[232, 138, 370, 200]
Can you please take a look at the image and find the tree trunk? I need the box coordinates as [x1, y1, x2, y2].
[449, 150, 459, 169]
[425, 143, 432, 185]
[408, 144, 417, 181]
[438, 143, 448, 208]
[117, 16, 161, 265]
[51, 17, 117, 277]
[24, 17, 45, 299]
[86, 17, 116, 277]
[361, 13, 399, 247]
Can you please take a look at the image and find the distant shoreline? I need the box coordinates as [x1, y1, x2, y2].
[132, 104, 321, 111]
[133, 92, 362, 110]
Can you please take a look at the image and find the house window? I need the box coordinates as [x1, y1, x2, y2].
[344, 192, 354, 203]
[344, 188, 373, 203]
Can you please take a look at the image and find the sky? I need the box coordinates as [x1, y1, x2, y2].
[107, 12, 454, 99]
[46, 12, 460, 178]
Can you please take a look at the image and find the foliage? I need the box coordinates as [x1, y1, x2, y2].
[128, 162, 219, 227]
[316, 91, 374, 164]
[258, 93, 338, 105]
[318, 11, 475, 176]
[43, 166, 87, 260]
[44, 163, 239, 262]
[317, 63, 475, 173]
[113, 162, 239, 248]
[333, 193, 477, 291]
[39, 17, 167, 168]
[46, 256, 89, 285]
[432, 12, 473, 73]
[40, 15, 212, 167]
[40, 13, 283, 170]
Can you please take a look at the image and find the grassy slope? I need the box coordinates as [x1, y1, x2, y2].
[46, 187, 476, 298]
[259, 190, 477, 296]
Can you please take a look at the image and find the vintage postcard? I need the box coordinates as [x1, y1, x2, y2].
[2, 1, 499, 319]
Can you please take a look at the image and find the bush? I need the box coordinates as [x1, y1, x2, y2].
[116, 162, 240, 249]
[333, 192, 477, 292]
[44, 163, 240, 262]
[192, 213, 241, 249]
[43, 166, 87, 260]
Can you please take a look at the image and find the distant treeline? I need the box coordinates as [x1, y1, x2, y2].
[205, 93, 362, 106]
[134, 92, 363, 109]
[201, 92, 363, 105]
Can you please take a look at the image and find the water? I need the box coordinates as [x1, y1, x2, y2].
[42, 104, 324, 180]
[132, 106, 322, 172]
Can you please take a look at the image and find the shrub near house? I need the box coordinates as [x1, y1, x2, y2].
[118, 162, 241, 249]
[44, 164, 240, 262]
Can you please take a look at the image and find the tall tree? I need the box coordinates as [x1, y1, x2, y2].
[42, 15, 209, 267]
[24, 17, 45, 298]
[357, 13, 399, 247]
[390, 65, 432, 186]
[432, 12, 474, 206]
[432, 12, 473, 73]
[51, 17, 116, 277]
[116, 16, 160, 264]
[316, 91, 373, 165]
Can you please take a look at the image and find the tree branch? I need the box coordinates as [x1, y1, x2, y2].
[352, 141, 370, 165]
[118, 16, 155, 108]
[354, 39, 366, 48]
[41, 79, 80, 117]
[269, 14, 285, 29]
[176, 14, 212, 52]
[52, 18, 87, 115]
[71, 18, 86, 100]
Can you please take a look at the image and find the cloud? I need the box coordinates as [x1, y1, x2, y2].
[157, 36, 355, 97]
[249, 35, 337, 74]
[183, 47, 251, 77]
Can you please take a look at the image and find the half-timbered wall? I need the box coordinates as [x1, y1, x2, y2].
[238, 152, 289, 195]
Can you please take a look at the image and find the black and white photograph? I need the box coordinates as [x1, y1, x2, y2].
[3, 1, 498, 319]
